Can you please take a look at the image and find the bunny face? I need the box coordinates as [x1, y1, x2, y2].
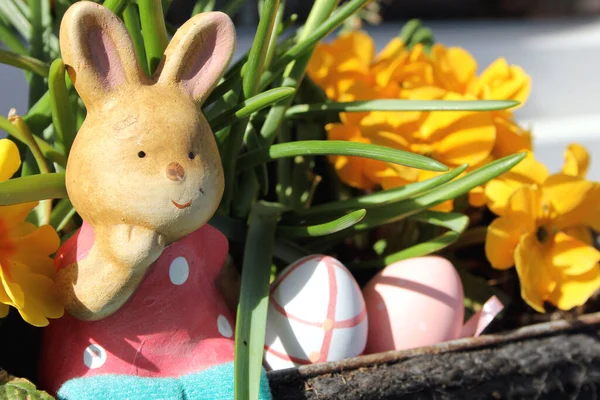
[67, 86, 223, 243]
[60, 2, 235, 243]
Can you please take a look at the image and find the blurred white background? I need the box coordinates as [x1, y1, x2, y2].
[1, 18, 599, 179]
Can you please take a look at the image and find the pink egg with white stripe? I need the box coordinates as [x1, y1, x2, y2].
[264, 255, 368, 371]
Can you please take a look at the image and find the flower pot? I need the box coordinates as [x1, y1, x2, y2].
[267, 312, 600, 399]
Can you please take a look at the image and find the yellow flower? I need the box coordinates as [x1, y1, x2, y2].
[308, 31, 531, 208]
[485, 174, 600, 312]
[469, 58, 531, 107]
[0, 139, 63, 326]
[485, 144, 590, 217]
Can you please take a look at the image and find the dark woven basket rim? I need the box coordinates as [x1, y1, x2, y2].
[268, 311, 600, 379]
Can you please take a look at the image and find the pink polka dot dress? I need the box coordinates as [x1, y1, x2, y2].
[38, 222, 236, 395]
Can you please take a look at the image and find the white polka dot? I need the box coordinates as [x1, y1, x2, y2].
[169, 256, 189, 285]
[83, 343, 107, 369]
[217, 314, 233, 338]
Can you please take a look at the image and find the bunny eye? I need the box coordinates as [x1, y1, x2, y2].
[138, 151, 146, 158]
[188, 152, 195, 160]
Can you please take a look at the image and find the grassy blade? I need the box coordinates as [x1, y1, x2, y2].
[49, 198, 76, 231]
[0, 0, 31, 41]
[23, 91, 52, 132]
[0, 115, 66, 167]
[210, 214, 311, 264]
[278, 208, 366, 238]
[289, 164, 468, 219]
[138, 0, 169, 74]
[49, 59, 76, 154]
[28, 0, 51, 105]
[237, 140, 448, 172]
[352, 210, 469, 269]
[123, 2, 150, 76]
[285, 99, 520, 118]
[103, 0, 130, 14]
[234, 202, 283, 400]
[0, 23, 27, 54]
[192, 0, 216, 14]
[243, 0, 279, 98]
[259, 0, 369, 91]
[0, 173, 67, 205]
[208, 87, 295, 131]
[0, 49, 49, 76]
[222, 0, 246, 17]
[355, 153, 527, 231]
[259, 0, 340, 146]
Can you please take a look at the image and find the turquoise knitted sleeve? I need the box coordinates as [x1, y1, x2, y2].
[57, 362, 273, 400]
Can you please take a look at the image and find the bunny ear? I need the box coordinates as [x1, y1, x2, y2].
[157, 12, 236, 105]
[59, 2, 143, 110]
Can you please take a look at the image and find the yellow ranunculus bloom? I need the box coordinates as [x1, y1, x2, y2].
[0, 139, 63, 326]
[485, 174, 600, 312]
[307, 31, 532, 210]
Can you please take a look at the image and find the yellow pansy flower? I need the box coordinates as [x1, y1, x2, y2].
[0, 139, 63, 326]
[485, 144, 590, 217]
[485, 174, 600, 312]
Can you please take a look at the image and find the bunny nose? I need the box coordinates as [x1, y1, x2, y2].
[166, 162, 185, 181]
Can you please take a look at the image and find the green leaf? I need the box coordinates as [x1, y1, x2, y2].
[123, 2, 150, 76]
[208, 87, 296, 131]
[288, 164, 468, 219]
[0, 116, 65, 167]
[0, 173, 67, 205]
[222, 0, 247, 17]
[0, 0, 31, 42]
[0, 49, 49, 77]
[209, 214, 312, 264]
[0, 23, 27, 55]
[278, 208, 366, 238]
[350, 210, 469, 269]
[259, 0, 370, 91]
[49, 59, 77, 155]
[0, 370, 54, 400]
[234, 202, 283, 400]
[237, 140, 448, 173]
[138, 0, 169, 74]
[399, 19, 421, 44]
[23, 91, 52, 133]
[103, 0, 130, 14]
[28, 0, 52, 105]
[354, 153, 527, 232]
[243, 0, 280, 98]
[192, 0, 216, 14]
[49, 198, 76, 231]
[285, 99, 520, 118]
[258, 0, 340, 146]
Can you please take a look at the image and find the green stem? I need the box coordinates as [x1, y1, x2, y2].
[9, 112, 52, 224]
[49, 59, 76, 155]
[450, 226, 489, 250]
[123, 2, 150, 76]
[259, 0, 340, 145]
[0, 49, 50, 77]
[138, 0, 169, 75]
[234, 202, 283, 400]
[103, 0, 130, 14]
[243, 0, 280, 98]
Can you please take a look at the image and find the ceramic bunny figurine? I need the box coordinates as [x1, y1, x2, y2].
[54, 0, 230, 321]
[38, 2, 271, 399]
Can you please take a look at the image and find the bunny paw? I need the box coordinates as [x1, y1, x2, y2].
[108, 225, 166, 268]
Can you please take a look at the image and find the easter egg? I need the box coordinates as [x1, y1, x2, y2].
[264, 255, 368, 371]
[362, 256, 464, 354]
